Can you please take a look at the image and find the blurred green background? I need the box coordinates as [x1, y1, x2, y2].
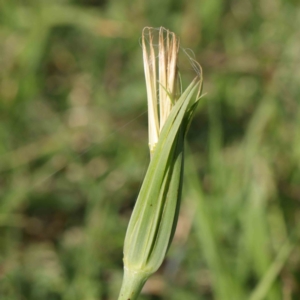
[1, 0, 300, 299]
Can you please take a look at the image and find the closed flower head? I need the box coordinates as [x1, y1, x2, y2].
[118, 27, 203, 300]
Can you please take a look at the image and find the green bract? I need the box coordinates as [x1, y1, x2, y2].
[118, 27, 203, 300]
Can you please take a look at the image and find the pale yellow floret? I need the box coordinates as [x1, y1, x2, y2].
[142, 27, 180, 156]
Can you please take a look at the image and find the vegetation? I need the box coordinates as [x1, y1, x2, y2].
[0, 0, 299, 299]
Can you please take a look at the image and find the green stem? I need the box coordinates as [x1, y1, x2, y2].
[118, 268, 149, 300]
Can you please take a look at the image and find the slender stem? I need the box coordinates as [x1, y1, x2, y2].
[118, 268, 149, 300]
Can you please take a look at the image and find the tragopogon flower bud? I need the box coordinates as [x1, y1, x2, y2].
[118, 27, 203, 300]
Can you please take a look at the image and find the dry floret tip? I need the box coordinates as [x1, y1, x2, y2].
[142, 27, 180, 155]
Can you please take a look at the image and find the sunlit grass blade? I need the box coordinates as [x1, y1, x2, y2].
[249, 239, 294, 300]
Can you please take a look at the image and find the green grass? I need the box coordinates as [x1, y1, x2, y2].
[1, 0, 300, 299]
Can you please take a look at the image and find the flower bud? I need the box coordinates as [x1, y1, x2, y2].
[118, 27, 203, 300]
